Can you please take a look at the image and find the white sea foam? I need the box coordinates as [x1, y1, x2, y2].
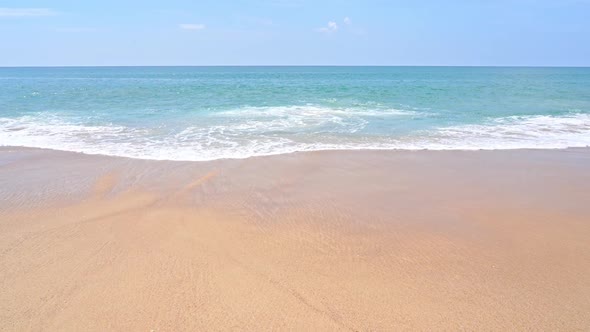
[217, 105, 420, 117]
[1, 109, 589, 161]
[427, 113, 590, 150]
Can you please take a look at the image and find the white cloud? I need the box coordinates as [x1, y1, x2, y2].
[179, 23, 206, 31]
[344, 17, 351, 25]
[0, 8, 58, 17]
[318, 21, 338, 33]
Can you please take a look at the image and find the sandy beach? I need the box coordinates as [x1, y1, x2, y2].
[1, 147, 590, 330]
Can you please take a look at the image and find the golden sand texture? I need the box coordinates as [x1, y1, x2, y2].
[1, 147, 590, 330]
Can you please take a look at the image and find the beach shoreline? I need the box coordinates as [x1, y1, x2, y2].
[1, 146, 590, 330]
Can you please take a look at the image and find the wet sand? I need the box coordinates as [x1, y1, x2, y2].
[1, 147, 590, 330]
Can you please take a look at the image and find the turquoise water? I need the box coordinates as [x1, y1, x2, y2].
[1, 66, 589, 160]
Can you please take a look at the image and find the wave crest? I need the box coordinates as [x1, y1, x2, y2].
[1, 108, 589, 161]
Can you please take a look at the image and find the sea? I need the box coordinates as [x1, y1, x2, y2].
[1, 66, 589, 161]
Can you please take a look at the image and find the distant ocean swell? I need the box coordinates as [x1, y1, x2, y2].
[1, 106, 589, 161]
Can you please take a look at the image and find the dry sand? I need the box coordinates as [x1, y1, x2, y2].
[1, 147, 590, 330]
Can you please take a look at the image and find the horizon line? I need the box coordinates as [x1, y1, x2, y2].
[1, 65, 589, 68]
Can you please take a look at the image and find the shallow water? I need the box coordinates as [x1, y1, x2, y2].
[1, 66, 589, 160]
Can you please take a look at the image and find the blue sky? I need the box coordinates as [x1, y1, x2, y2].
[1, 0, 589, 66]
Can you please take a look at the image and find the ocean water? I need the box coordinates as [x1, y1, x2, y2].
[1, 66, 589, 161]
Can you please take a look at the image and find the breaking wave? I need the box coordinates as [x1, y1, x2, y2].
[1, 106, 589, 161]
